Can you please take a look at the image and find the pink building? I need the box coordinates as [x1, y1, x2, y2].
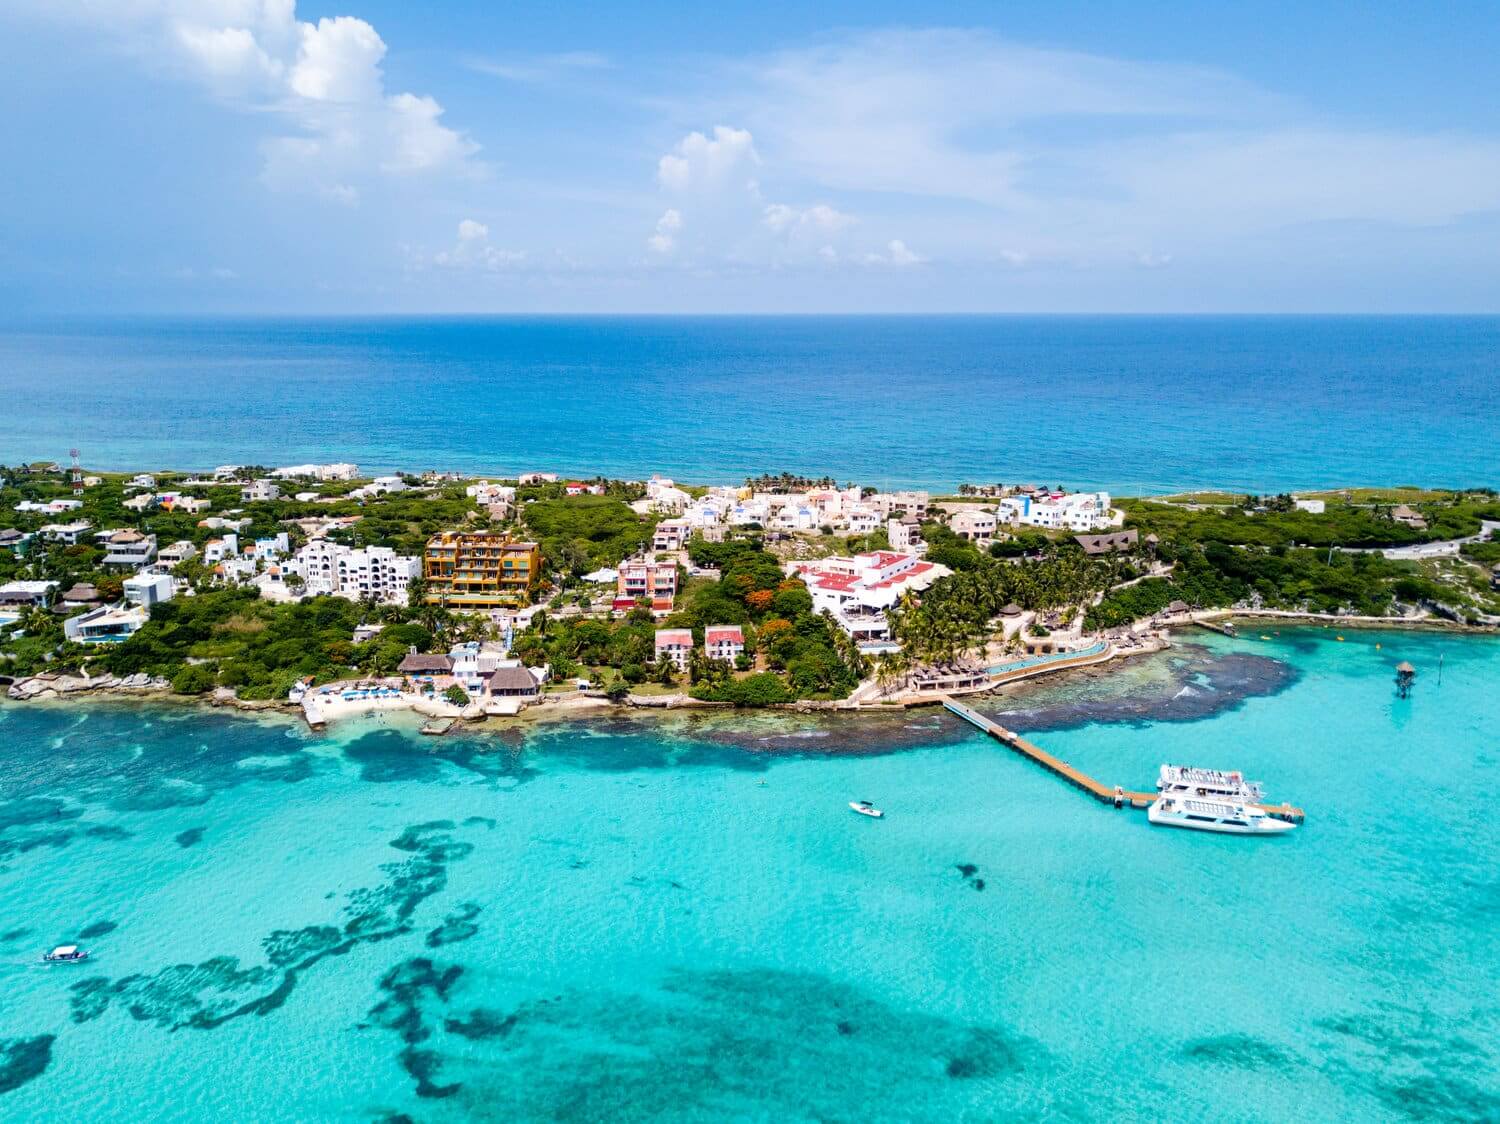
[615, 558, 678, 612]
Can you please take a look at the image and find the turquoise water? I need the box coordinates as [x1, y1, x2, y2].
[0, 628, 1496, 1121]
[2, 316, 1498, 492]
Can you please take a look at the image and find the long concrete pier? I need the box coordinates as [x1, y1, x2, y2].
[941, 696, 1305, 823]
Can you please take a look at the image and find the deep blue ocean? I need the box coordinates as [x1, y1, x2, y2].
[0, 315, 1496, 492]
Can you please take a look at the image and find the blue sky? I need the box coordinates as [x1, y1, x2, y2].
[3, 1, 1499, 313]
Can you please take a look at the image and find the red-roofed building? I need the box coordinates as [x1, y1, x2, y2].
[704, 625, 745, 663]
[654, 628, 694, 669]
[785, 551, 951, 649]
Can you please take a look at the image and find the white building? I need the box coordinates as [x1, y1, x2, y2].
[40, 520, 92, 544]
[272, 463, 359, 481]
[165, 495, 211, 514]
[868, 491, 930, 519]
[887, 518, 915, 552]
[203, 534, 238, 564]
[157, 541, 199, 566]
[288, 540, 420, 605]
[242, 479, 281, 502]
[16, 499, 83, 514]
[0, 580, 58, 607]
[786, 551, 951, 646]
[127, 474, 157, 490]
[518, 472, 558, 485]
[466, 481, 517, 506]
[950, 508, 998, 541]
[1294, 498, 1326, 514]
[704, 625, 745, 663]
[652, 519, 690, 552]
[645, 476, 693, 514]
[101, 530, 157, 568]
[654, 628, 694, 670]
[124, 571, 175, 607]
[65, 604, 148, 643]
[249, 533, 291, 561]
[998, 491, 1111, 532]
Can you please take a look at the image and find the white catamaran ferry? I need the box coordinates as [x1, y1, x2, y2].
[1157, 764, 1264, 803]
[1148, 794, 1296, 835]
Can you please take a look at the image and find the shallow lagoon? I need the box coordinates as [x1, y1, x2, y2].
[0, 628, 1496, 1122]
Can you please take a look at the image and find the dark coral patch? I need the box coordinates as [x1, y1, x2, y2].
[0, 1035, 55, 1096]
[64, 821, 475, 1034]
[1182, 1033, 1298, 1070]
[443, 1009, 517, 1040]
[425, 903, 481, 948]
[175, 827, 206, 848]
[368, 957, 467, 1098]
[77, 920, 117, 940]
[83, 825, 132, 841]
[0, 797, 80, 831]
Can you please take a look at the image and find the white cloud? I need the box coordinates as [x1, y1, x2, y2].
[721, 28, 1500, 266]
[762, 203, 855, 236]
[432, 220, 524, 270]
[862, 239, 925, 267]
[657, 126, 759, 193]
[467, 51, 610, 85]
[33, 0, 478, 198]
[647, 208, 683, 254]
[649, 126, 905, 268]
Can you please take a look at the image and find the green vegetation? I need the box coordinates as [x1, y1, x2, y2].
[1120, 497, 1500, 549]
[890, 544, 1125, 665]
[522, 495, 656, 577]
[506, 537, 865, 701]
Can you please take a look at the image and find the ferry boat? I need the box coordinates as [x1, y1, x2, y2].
[1148, 795, 1295, 835]
[848, 800, 884, 818]
[41, 945, 89, 963]
[1157, 764, 1264, 803]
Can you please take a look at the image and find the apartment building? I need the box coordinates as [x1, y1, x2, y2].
[423, 532, 542, 608]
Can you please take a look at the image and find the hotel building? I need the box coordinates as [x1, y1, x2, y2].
[423, 532, 542, 608]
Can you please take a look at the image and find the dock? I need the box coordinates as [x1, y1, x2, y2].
[940, 696, 1304, 823]
[1193, 618, 1238, 637]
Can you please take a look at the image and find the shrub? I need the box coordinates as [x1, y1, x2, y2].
[171, 664, 217, 695]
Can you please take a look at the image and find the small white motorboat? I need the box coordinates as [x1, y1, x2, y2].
[849, 800, 884, 818]
[42, 945, 89, 963]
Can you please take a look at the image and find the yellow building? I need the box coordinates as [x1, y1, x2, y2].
[423, 533, 542, 608]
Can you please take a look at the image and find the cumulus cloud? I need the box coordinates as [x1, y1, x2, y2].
[657, 126, 759, 193]
[862, 240, 925, 267]
[33, 1, 478, 199]
[433, 219, 525, 269]
[650, 125, 909, 268]
[647, 208, 683, 254]
[762, 203, 855, 236]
